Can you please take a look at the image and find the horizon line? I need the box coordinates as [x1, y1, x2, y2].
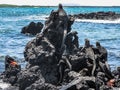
[0, 4, 120, 7]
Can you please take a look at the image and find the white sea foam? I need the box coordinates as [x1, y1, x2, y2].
[75, 19, 120, 24]
[25, 16, 120, 24]
[2, 15, 48, 22]
[109, 49, 120, 58]
[0, 80, 11, 89]
[24, 15, 48, 21]
[3, 15, 120, 24]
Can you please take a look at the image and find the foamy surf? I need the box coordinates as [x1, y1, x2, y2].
[25, 15, 48, 21]
[2, 15, 48, 22]
[0, 80, 11, 89]
[75, 19, 120, 24]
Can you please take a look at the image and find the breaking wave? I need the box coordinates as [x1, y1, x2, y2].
[75, 19, 120, 24]
[0, 80, 11, 89]
[2, 15, 48, 22]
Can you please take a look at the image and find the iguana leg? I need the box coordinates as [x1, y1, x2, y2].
[65, 58, 72, 71]
[58, 62, 65, 84]
[91, 59, 96, 76]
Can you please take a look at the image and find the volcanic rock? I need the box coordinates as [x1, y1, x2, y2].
[72, 11, 120, 20]
[1, 4, 120, 90]
[21, 22, 43, 35]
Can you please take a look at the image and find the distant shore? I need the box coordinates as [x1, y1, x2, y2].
[0, 4, 120, 7]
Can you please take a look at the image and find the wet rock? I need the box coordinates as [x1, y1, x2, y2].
[112, 67, 120, 87]
[72, 11, 120, 20]
[60, 75, 96, 90]
[5, 86, 19, 90]
[68, 71, 81, 79]
[23, 4, 75, 86]
[24, 34, 55, 65]
[70, 55, 87, 72]
[16, 66, 44, 90]
[24, 34, 58, 84]
[1, 55, 21, 85]
[25, 82, 58, 90]
[21, 22, 43, 35]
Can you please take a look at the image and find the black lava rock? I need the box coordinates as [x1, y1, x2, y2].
[21, 22, 43, 35]
[72, 11, 120, 20]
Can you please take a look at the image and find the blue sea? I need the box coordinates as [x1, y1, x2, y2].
[0, 6, 120, 72]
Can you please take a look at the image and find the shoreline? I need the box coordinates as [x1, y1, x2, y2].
[0, 4, 120, 7]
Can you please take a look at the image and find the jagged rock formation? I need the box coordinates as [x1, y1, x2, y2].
[71, 11, 120, 20]
[21, 22, 43, 35]
[1, 4, 120, 90]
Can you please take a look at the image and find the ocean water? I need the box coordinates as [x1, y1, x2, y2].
[0, 6, 120, 72]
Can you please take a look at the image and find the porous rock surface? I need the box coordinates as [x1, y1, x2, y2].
[21, 22, 43, 35]
[1, 4, 120, 90]
[71, 11, 120, 20]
